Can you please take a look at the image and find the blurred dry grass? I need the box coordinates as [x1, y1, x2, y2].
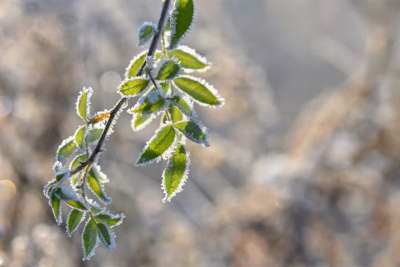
[1, 0, 400, 266]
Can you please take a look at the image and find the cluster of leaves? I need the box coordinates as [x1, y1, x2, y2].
[43, 0, 223, 260]
[43, 88, 124, 260]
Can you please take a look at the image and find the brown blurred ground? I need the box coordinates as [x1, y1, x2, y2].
[1, 0, 400, 266]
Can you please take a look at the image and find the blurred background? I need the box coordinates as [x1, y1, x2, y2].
[2, 0, 400, 266]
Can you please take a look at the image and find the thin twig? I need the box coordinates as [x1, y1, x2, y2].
[71, 0, 171, 176]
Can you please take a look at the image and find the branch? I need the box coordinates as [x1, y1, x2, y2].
[71, 0, 172, 176]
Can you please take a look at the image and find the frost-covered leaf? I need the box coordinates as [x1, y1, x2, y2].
[82, 218, 98, 261]
[136, 125, 176, 166]
[57, 136, 77, 162]
[95, 213, 124, 228]
[175, 120, 208, 146]
[67, 209, 85, 236]
[162, 144, 189, 202]
[170, 46, 209, 71]
[86, 128, 104, 143]
[97, 223, 115, 249]
[160, 82, 172, 95]
[169, 0, 195, 49]
[65, 200, 87, 211]
[138, 22, 156, 46]
[91, 165, 109, 184]
[55, 169, 71, 182]
[131, 113, 155, 132]
[156, 60, 181, 80]
[69, 154, 89, 171]
[173, 95, 194, 116]
[89, 111, 111, 124]
[87, 169, 111, 204]
[125, 51, 147, 79]
[43, 179, 57, 198]
[118, 77, 150, 97]
[76, 87, 93, 122]
[54, 187, 75, 201]
[169, 105, 184, 123]
[74, 125, 87, 147]
[130, 88, 166, 115]
[174, 76, 223, 107]
[50, 192, 62, 225]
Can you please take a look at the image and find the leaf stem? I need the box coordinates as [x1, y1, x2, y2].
[71, 0, 172, 176]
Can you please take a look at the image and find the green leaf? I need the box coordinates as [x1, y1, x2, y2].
[118, 77, 150, 97]
[74, 125, 87, 147]
[87, 169, 111, 204]
[56, 136, 77, 162]
[169, 105, 184, 123]
[97, 223, 115, 249]
[91, 165, 109, 184]
[162, 144, 189, 202]
[95, 213, 124, 228]
[175, 120, 208, 146]
[131, 113, 154, 132]
[50, 191, 62, 225]
[82, 218, 98, 260]
[156, 60, 181, 80]
[86, 128, 104, 143]
[69, 154, 89, 171]
[67, 209, 85, 236]
[160, 82, 172, 95]
[125, 51, 147, 79]
[173, 76, 224, 107]
[173, 95, 194, 116]
[136, 125, 176, 166]
[138, 22, 156, 46]
[65, 200, 87, 211]
[169, 0, 195, 49]
[76, 87, 93, 122]
[130, 89, 166, 115]
[55, 170, 70, 182]
[169, 46, 209, 71]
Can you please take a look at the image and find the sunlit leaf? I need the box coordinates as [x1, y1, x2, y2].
[69, 154, 89, 171]
[76, 87, 93, 122]
[156, 60, 181, 80]
[57, 136, 77, 162]
[130, 88, 166, 115]
[173, 76, 224, 107]
[74, 125, 87, 147]
[173, 95, 194, 116]
[162, 144, 189, 202]
[136, 125, 176, 166]
[82, 218, 98, 261]
[91, 164, 109, 184]
[170, 46, 209, 71]
[118, 77, 150, 97]
[174, 120, 208, 146]
[67, 209, 85, 236]
[131, 113, 155, 132]
[169, 0, 195, 49]
[138, 22, 156, 46]
[169, 105, 184, 123]
[125, 51, 147, 79]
